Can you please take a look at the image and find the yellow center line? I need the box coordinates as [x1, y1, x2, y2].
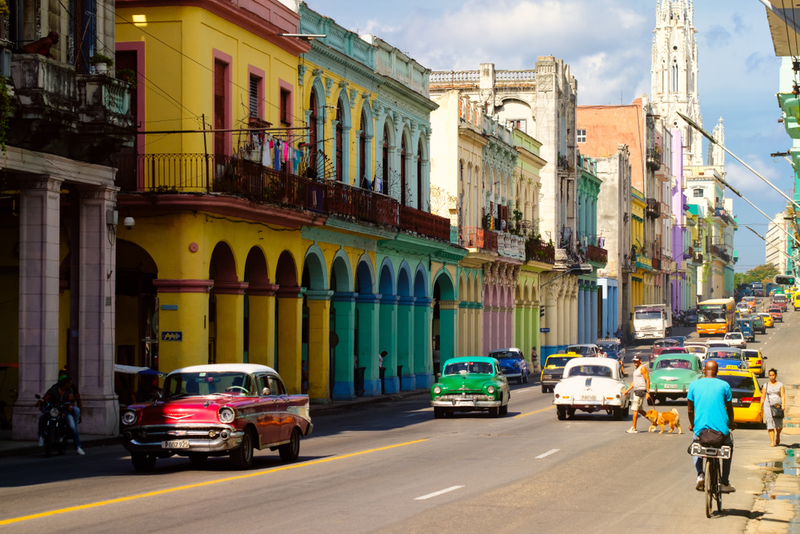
[514, 405, 555, 418]
[0, 438, 428, 526]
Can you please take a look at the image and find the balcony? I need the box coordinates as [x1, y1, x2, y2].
[645, 198, 660, 218]
[652, 258, 662, 271]
[635, 255, 652, 271]
[497, 232, 526, 261]
[659, 201, 670, 218]
[587, 244, 608, 264]
[646, 146, 663, 170]
[714, 206, 733, 226]
[526, 237, 556, 264]
[464, 227, 498, 253]
[399, 204, 451, 241]
[9, 53, 133, 162]
[113, 153, 452, 241]
[711, 245, 731, 263]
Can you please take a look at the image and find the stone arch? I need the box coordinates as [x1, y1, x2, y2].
[433, 268, 455, 301]
[378, 258, 395, 296]
[209, 242, 237, 284]
[274, 250, 301, 392]
[414, 265, 428, 298]
[397, 261, 412, 297]
[330, 249, 353, 292]
[355, 254, 375, 294]
[209, 242, 241, 365]
[459, 272, 467, 302]
[302, 244, 328, 291]
[244, 247, 272, 368]
[358, 100, 374, 189]
[244, 247, 269, 287]
[276, 250, 299, 288]
[308, 78, 326, 180]
[335, 90, 351, 182]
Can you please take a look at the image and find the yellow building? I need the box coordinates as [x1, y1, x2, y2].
[113, 0, 455, 405]
[630, 187, 650, 323]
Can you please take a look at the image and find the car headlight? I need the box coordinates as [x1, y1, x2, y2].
[487, 385, 496, 394]
[49, 407, 59, 418]
[218, 407, 235, 423]
[121, 410, 138, 426]
[433, 386, 442, 395]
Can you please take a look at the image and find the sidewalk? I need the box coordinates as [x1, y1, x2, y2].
[0, 389, 428, 458]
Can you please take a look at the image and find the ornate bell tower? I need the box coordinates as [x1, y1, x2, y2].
[651, 0, 709, 167]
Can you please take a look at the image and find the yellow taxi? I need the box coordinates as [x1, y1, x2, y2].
[794, 292, 800, 311]
[540, 352, 581, 393]
[757, 312, 774, 328]
[742, 349, 766, 377]
[718, 369, 762, 424]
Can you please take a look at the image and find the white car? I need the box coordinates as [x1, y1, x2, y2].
[566, 344, 599, 357]
[553, 357, 630, 420]
[683, 343, 708, 361]
[723, 332, 747, 350]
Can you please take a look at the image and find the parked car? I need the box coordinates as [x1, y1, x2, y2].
[769, 307, 784, 322]
[648, 353, 702, 404]
[717, 370, 762, 424]
[566, 344, 599, 357]
[553, 357, 630, 420]
[742, 349, 766, 378]
[120, 364, 313, 472]
[431, 357, 510, 418]
[540, 353, 582, 393]
[488, 348, 530, 384]
[705, 347, 749, 371]
[649, 346, 689, 367]
[757, 312, 774, 328]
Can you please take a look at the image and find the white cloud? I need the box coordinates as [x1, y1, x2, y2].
[724, 154, 792, 203]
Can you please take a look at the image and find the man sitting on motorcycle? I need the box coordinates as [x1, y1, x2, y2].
[36, 374, 85, 455]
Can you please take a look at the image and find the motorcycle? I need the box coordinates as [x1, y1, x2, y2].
[35, 394, 73, 457]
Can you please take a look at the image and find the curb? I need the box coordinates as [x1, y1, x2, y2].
[310, 390, 427, 417]
[0, 436, 121, 458]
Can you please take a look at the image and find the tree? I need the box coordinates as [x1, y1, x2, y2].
[734, 264, 779, 287]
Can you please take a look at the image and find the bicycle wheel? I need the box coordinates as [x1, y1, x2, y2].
[704, 458, 714, 518]
[715, 460, 723, 513]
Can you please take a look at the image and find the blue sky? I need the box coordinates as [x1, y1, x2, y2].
[305, 0, 790, 272]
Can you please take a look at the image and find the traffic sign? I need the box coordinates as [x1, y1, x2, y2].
[540, 328, 550, 333]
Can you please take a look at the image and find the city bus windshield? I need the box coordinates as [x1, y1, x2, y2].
[698, 307, 726, 323]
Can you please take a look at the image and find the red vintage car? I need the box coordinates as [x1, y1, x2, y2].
[769, 307, 784, 322]
[120, 364, 313, 471]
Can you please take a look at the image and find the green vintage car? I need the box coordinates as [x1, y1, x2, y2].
[751, 314, 766, 334]
[431, 357, 510, 418]
[648, 353, 702, 405]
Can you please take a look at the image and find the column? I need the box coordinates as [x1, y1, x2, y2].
[397, 296, 415, 390]
[531, 301, 541, 368]
[557, 290, 566, 350]
[277, 287, 303, 394]
[77, 186, 121, 436]
[543, 286, 557, 357]
[413, 298, 433, 388]
[474, 303, 484, 356]
[379, 294, 400, 394]
[214, 281, 248, 364]
[306, 290, 333, 402]
[570, 289, 579, 345]
[590, 285, 598, 342]
[577, 287, 585, 343]
[332, 293, 356, 400]
[357, 294, 381, 396]
[514, 302, 524, 354]
[459, 302, 469, 357]
[247, 284, 278, 368]
[439, 299, 459, 369]
[13, 177, 63, 440]
[584, 289, 592, 342]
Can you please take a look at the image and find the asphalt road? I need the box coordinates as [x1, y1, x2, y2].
[0, 303, 795, 533]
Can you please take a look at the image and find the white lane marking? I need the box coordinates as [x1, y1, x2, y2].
[535, 448, 560, 459]
[415, 485, 465, 500]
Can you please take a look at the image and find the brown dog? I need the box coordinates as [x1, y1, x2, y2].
[645, 408, 682, 434]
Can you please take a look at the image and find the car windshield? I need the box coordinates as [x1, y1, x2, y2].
[698, 308, 727, 323]
[567, 346, 595, 355]
[444, 361, 494, 375]
[707, 351, 742, 361]
[684, 346, 705, 355]
[597, 342, 619, 351]
[489, 351, 522, 360]
[635, 311, 662, 321]
[567, 365, 614, 378]
[726, 333, 743, 339]
[655, 359, 693, 370]
[719, 375, 756, 391]
[544, 357, 571, 368]
[770, 308, 781, 313]
[163, 372, 253, 399]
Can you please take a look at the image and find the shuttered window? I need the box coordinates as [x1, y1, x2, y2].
[249, 75, 259, 118]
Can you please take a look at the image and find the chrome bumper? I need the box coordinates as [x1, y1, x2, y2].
[431, 399, 501, 408]
[121, 425, 245, 453]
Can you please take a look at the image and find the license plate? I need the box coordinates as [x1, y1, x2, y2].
[580, 395, 596, 401]
[732, 399, 742, 405]
[455, 400, 474, 406]
[725, 365, 738, 369]
[162, 440, 190, 449]
[662, 384, 678, 389]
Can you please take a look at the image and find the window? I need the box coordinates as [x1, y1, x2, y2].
[576, 129, 587, 143]
[672, 62, 679, 93]
[359, 113, 368, 188]
[693, 188, 703, 198]
[417, 138, 424, 210]
[280, 87, 291, 125]
[336, 100, 345, 181]
[213, 59, 228, 157]
[308, 91, 318, 178]
[507, 119, 526, 132]
[249, 75, 260, 118]
[400, 135, 407, 205]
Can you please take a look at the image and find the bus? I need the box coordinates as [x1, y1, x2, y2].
[696, 298, 736, 336]
[751, 282, 764, 297]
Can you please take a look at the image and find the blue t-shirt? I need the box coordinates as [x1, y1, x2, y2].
[687, 377, 732, 436]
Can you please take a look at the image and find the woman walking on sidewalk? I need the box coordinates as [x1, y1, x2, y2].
[760, 368, 786, 447]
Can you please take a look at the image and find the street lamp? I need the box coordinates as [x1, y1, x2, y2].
[540, 263, 593, 289]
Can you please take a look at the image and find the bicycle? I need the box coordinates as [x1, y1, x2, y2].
[690, 441, 732, 517]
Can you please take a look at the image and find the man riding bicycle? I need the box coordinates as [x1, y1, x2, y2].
[687, 360, 736, 493]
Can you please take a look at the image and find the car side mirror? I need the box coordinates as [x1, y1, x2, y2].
[262, 387, 271, 396]
[436, 373, 442, 379]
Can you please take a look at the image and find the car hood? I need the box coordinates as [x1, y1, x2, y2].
[496, 357, 525, 367]
[650, 368, 701, 384]
[132, 395, 239, 426]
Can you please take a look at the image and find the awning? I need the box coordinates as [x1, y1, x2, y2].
[114, 364, 163, 376]
[764, 0, 800, 56]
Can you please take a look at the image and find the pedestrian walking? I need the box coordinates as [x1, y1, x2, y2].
[760, 368, 786, 447]
[622, 355, 650, 433]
